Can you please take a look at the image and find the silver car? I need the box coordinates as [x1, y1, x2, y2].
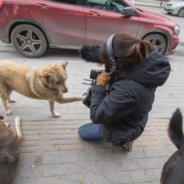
[164, 0, 184, 17]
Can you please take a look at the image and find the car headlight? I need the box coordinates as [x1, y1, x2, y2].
[174, 26, 180, 36]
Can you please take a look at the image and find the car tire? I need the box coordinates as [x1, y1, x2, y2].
[11, 24, 47, 58]
[143, 34, 166, 54]
[177, 8, 184, 17]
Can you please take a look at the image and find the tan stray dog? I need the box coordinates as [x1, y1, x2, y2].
[0, 60, 84, 117]
[0, 115, 23, 184]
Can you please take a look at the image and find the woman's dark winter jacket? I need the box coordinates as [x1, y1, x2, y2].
[90, 46, 171, 145]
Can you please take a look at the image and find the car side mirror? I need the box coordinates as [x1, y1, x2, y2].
[121, 7, 134, 16]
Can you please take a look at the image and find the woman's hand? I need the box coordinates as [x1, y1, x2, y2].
[97, 72, 111, 86]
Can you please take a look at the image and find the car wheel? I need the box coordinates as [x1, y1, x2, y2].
[143, 34, 166, 54]
[178, 8, 184, 17]
[11, 24, 47, 58]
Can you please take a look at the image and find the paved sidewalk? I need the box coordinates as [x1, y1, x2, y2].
[0, 41, 184, 183]
[134, 0, 167, 7]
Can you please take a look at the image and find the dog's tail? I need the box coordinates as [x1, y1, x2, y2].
[168, 108, 184, 150]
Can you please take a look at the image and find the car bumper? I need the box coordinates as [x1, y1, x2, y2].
[164, 6, 179, 15]
[166, 34, 179, 55]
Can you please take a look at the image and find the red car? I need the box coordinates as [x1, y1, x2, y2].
[0, 0, 180, 57]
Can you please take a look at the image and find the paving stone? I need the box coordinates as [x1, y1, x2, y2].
[92, 160, 138, 173]
[78, 114, 91, 120]
[55, 176, 82, 184]
[144, 147, 177, 158]
[60, 114, 77, 120]
[56, 152, 80, 163]
[26, 103, 44, 108]
[102, 149, 146, 161]
[80, 151, 103, 162]
[157, 157, 169, 166]
[26, 178, 41, 184]
[92, 161, 117, 173]
[18, 155, 39, 166]
[116, 160, 139, 171]
[68, 163, 92, 175]
[152, 168, 162, 181]
[39, 177, 56, 184]
[80, 174, 106, 184]
[104, 172, 131, 184]
[136, 158, 160, 169]
[129, 170, 155, 183]
[14, 166, 42, 178]
[12, 179, 28, 184]
[68, 108, 86, 114]
[42, 164, 67, 177]
[42, 154, 56, 165]
[136, 183, 158, 184]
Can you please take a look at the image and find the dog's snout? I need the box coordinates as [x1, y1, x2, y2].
[63, 89, 68, 93]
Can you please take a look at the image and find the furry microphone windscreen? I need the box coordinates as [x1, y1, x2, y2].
[80, 45, 101, 63]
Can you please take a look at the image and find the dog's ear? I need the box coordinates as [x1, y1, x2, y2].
[61, 62, 68, 69]
[0, 115, 4, 120]
[39, 69, 50, 79]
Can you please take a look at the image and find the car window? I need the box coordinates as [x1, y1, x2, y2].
[51, 0, 77, 5]
[87, 0, 126, 12]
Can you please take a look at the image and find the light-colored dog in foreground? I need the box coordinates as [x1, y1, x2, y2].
[0, 60, 84, 117]
[0, 115, 23, 184]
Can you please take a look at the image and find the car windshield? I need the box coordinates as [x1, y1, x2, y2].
[88, 0, 125, 12]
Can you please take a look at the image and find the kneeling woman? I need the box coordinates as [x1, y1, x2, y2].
[78, 32, 170, 152]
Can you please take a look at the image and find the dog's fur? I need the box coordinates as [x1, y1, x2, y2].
[160, 108, 184, 184]
[0, 115, 23, 184]
[0, 60, 84, 117]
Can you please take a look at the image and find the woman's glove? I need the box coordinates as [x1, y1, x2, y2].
[97, 72, 111, 86]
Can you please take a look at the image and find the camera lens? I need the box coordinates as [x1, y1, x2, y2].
[90, 70, 102, 79]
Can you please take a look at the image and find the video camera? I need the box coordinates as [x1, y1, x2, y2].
[82, 66, 112, 108]
[83, 66, 111, 86]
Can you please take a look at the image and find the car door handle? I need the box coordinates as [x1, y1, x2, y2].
[89, 11, 100, 16]
[37, 3, 50, 9]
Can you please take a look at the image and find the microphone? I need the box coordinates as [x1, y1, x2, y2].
[80, 45, 101, 63]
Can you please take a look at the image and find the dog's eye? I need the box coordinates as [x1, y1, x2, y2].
[56, 82, 60, 85]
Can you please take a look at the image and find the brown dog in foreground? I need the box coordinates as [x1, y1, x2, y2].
[0, 115, 23, 184]
[160, 108, 184, 184]
[0, 60, 84, 117]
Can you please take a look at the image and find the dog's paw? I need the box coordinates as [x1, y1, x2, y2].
[15, 117, 21, 124]
[52, 112, 61, 118]
[6, 109, 12, 116]
[8, 98, 16, 103]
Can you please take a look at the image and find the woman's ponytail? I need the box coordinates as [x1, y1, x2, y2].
[140, 40, 152, 58]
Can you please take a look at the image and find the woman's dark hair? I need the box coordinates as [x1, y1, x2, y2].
[99, 32, 152, 73]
